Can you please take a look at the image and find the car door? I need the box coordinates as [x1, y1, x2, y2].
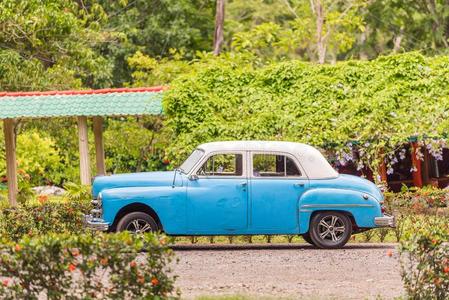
[249, 151, 308, 233]
[186, 151, 248, 234]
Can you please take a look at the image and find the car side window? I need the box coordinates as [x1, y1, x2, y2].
[253, 153, 301, 177]
[197, 153, 243, 176]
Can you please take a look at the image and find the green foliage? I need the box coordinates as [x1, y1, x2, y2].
[399, 216, 449, 300]
[127, 50, 191, 86]
[163, 52, 449, 176]
[0, 199, 90, 241]
[16, 170, 35, 205]
[19, 118, 82, 185]
[98, 0, 215, 86]
[0, 232, 177, 299]
[16, 131, 61, 184]
[104, 117, 168, 173]
[0, 0, 112, 90]
[385, 186, 449, 214]
[63, 182, 92, 202]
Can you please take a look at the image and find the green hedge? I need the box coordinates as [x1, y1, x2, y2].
[399, 216, 449, 300]
[0, 232, 177, 299]
[0, 200, 90, 241]
[163, 52, 449, 172]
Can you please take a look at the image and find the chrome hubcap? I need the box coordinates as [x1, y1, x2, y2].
[126, 219, 152, 233]
[318, 215, 345, 242]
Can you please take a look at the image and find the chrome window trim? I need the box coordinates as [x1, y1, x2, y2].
[191, 150, 248, 179]
[249, 151, 308, 180]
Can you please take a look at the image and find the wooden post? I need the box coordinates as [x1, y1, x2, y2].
[422, 148, 430, 186]
[378, 149, 388, 183]
[77, 116, 91, 185]
[3, 119, 18, 206]
[93, 116, 106, 176]
[378, 160, 388, 183]
[411, 142, 423, 188]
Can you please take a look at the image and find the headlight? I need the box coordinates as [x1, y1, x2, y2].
[91, 192, 103, 218]
[91, 192, 102, 208]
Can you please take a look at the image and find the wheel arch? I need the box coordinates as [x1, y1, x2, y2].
[299, 209, 359, 234]
[311, 210, 357, 230]
[110, 202, 163, 232]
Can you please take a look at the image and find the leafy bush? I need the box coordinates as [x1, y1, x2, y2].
[0, 199, 90, 241]
[63, 182, 92, 202]
[399, 216, 449, 300]
[385, 187, 449, 215]
[0, 232, 177, 299]
[104, 117, 168, 173]
[163, 52, 449, 174]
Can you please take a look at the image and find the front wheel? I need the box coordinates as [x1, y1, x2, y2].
[116, 212, 158, 233]
[309, 212, 352, 249]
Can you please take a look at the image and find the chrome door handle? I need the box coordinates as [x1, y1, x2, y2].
[240, 182, 247, 187]
[294, 182, 305, 187]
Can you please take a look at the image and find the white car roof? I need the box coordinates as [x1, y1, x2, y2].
[197, 141, 338, 179]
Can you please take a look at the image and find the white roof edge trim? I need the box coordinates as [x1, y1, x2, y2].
[197, 141, 338, 180]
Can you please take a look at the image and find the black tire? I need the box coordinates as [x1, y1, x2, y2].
[116, 212, 158, 233]
[302, 232, 315, 246]
[309, 212, 352, 249]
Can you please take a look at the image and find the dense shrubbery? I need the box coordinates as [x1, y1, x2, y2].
[164, 52, 449, 175]
[0, 199, 90, 241]
[385, 187, 449, 214]
[399, 216, 449, 300]
[0, 232, 177, 299]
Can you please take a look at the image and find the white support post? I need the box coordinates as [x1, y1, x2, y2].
[3, 119, 18, 206]
[77, 116, 91, 185]
[93, 116, 106, 176]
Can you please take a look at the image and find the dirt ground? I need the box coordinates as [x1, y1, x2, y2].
[171, 243, 403, 300]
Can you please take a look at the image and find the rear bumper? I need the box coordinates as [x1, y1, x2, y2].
[83, 214, 109, 231]
[374, 214, 395, 228]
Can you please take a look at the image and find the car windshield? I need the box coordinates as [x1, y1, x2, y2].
[178, 149, 204, 173]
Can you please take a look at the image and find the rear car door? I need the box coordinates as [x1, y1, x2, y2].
[249, 152, 308, 233]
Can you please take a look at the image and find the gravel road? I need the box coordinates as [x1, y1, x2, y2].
[171, 243, 403, 299]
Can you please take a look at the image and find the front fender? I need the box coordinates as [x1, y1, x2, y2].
[101, 186, 187, 233]
[298, 188, 382, 234]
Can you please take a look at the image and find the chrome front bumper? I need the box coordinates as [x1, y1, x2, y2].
[374, 214, 395, 228]
[83, 214, 109, 231]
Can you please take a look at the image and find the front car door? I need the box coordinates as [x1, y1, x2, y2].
[187, 151, 248, 234]
[249, 151, 308, 233]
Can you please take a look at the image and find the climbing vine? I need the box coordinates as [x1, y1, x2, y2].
[163, 52, 449, 178]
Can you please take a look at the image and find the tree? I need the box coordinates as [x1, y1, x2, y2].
[0, 0, 112, 90]
[97, 0, 215, 86]
[213, 0, 226, 55]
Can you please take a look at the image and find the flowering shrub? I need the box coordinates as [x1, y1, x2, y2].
[385, 187, 449, 215]
[399, 216, 449, 300]
[0, 200, 90, 241]
[0, 232, 177, 299]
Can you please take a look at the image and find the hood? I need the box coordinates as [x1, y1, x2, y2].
[92, 171, 175, 198]
[310, 174, 384, 201]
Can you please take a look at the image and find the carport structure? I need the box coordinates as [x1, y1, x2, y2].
[0, 87, 164, 206]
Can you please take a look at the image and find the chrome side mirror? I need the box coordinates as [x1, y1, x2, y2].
[188, 174, 199, 181]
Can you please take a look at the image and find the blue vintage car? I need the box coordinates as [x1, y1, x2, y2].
[84, 141, 394, 248]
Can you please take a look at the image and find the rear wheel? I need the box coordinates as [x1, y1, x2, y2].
[116, 212, 158, 233]
[309, 212, 352, 249]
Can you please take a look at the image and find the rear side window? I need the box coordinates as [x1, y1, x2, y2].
[197, 153, 243, 176]
[253, 154, 301, 177]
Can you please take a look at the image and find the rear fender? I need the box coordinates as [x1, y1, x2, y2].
[298, 188, 382, 234]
